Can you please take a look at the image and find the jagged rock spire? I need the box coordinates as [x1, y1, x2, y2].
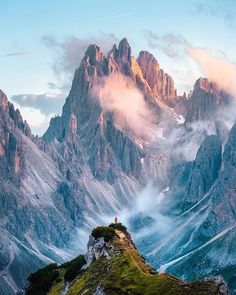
[0, 89, 8, 110]
[137, 51, 176, 103]
[117, 38, 131, 64]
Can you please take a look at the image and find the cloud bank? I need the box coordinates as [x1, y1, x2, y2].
[144, 30, 236, 97]
[188, 47, 236, 97]
[92, 74, 156, 138]
[12, 101, 54, 136]
[11, 92, 65, 115]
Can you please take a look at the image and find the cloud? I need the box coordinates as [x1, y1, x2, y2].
[144, 30, 236, 97]
[193, 2, 235, 26]
[11, 92, 65, 115]
[12, 101, 54, 136]
[188, 46, 236, 97]
[42, 33, 118, 77]
[4, 51, 28, 57]
[92, 73, 157, 139]
[144, 30, 187, 58]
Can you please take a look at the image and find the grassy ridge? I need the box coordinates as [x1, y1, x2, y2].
[26, 225, 221, 295]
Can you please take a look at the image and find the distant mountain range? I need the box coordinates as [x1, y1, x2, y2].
[0, 38, 235, 294]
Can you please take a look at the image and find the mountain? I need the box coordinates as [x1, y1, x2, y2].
[0, 39, 178, 294]
[134, 123, 236, 294]
[25, 224, 229, 295]
[0, 37, 236, 295]
[0, 89, 82, 294]
[185, 78, 230, 123]
[43, 38, 178, 183]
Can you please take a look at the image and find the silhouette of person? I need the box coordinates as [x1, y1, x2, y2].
[114, 216, 118, 224]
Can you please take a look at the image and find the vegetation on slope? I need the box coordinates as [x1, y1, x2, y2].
[26, 263, 59, 295]
[26, 224, 224, 295]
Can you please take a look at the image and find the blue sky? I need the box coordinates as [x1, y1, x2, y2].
[0, 0, 236, 134]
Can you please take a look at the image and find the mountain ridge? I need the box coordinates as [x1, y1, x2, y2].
[26, 224, 229, 295]
[0, 37, 235, 294]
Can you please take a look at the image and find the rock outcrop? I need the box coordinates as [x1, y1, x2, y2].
[143, 123, 236, 294]
[26, 224, 229, 295]
[185, 78, 230, 122]
[137, 51, 177, 106]
[184, 134, 222, 205]
[1, 38, 236, 295]
[43, 38, 177, 183]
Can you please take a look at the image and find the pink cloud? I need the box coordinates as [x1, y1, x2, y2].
[188, 47, 236, 97]
[92, 73, 156, 139]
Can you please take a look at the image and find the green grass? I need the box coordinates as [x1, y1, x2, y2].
[47, 269, 65, 295]
[66, 231, 219, 295]
[26, 225, 221, 295]
[91, 226, 115, 242]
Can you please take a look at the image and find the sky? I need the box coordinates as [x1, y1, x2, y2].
[0, 0, 236, 135]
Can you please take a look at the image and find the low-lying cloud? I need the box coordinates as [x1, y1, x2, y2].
[188, 46, 236, 97]
[92, 73, 156, 139]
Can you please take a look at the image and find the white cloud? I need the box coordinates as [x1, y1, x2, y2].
[188, 46, 236, 97]
[92, 73, 156, 139]
[11, 91, 64, 115]
[12, 101, 54, 136]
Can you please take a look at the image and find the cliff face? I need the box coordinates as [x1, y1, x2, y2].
[1, 38, 236, 295]
[184, 135, 222, 205]
[43, 39, 177, 183]
[0, 89, 30, 184]
[185, 78, 230, 122]
[0, 90, 84, 295]
[26, 224, 229, 295]
[141, 123, 236, 294]
[137, 51, 176, 106]
[43, 39, 146, 182]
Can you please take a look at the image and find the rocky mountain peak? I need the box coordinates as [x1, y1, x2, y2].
[137, 50, 176, 105]
[117, 37, 131, 64]
[0, 89, 8, 110]
[194, 77, 220, 93]
[83, 44, 104, 65]
[185, 77, 230, 122]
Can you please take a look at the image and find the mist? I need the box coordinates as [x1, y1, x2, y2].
[188, 46, 236, 97]
[92, 73, 157, 139]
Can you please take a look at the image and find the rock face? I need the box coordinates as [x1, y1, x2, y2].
[1, 38, 236, 295]
[0, 90, 84, 295]
[0, 38, 177, 294]
[137, 51, 176, 106]
[184, 135, 222, 205]
[43, 39, 146, 183]
[140, 123, 236, 294]
[185, 78, 230, 122]
[43, 38, 177, 184]
[0, 90, 30, 184]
